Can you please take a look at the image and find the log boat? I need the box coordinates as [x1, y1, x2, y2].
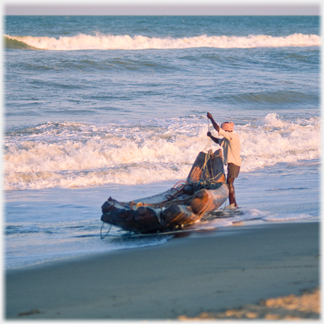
[101, 149, 229, 234]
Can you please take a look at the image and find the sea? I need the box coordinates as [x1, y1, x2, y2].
[3, 15, 320, 270]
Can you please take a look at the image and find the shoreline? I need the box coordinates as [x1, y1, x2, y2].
[5, 221, 319, 319]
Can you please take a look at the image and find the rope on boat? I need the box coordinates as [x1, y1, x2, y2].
[164, 180, 189, 202]
[100, 222, 112, 239]
[191, 148, 224, 192]
[172, 180, 188, 189]
[201, 118, 224, 187]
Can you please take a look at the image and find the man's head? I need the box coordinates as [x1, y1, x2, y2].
[221, 121, 234, 132]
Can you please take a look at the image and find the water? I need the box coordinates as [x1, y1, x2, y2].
[4, 15, 320, 269]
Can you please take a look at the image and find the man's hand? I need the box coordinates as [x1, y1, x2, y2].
[207, 131, 212, 137]
[207, 112, 213, 120]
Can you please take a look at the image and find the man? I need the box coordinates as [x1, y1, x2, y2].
[207, 112, 241, 208]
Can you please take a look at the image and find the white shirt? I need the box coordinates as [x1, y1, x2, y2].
[217, 128, 241, 166]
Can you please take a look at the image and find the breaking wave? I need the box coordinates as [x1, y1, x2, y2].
[4, 36, 38, 49]
[4, 33, 320, 50]
[4, 113, 320, 190]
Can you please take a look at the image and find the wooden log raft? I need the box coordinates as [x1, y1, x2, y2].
[101, 149, 229, 233]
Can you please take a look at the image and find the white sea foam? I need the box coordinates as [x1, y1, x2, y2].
[239, 113, 320, 171]
[4, 114, 320, 190]
[262, 213, 316, 222]
[5, 33, 320, 50]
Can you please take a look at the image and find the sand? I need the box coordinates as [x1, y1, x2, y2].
[179, 287, 320, 320]
[5, 221, 319, 319]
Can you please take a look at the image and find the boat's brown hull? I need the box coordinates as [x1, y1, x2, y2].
[101, 149, 229, 234]
[101, 183, 229, 233]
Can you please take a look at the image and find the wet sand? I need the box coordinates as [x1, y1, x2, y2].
[5, 221, 319, 319]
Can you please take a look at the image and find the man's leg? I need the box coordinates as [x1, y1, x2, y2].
[227, 163, 240, 207]
[227, 177, 238, 207]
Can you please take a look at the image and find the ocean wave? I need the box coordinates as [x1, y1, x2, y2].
[5, 221, 100, 236]
[4, 35, 38, 50]
[230, 90, 318, 105]
[5, 224, 58, 235]
[4, 114, 320, 190]
[262, 213, 317, 222]
[4, 33, 320, 51]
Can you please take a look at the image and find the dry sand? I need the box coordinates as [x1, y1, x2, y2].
[5, 221, 319, 319]
[179, 287, 319, 320]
